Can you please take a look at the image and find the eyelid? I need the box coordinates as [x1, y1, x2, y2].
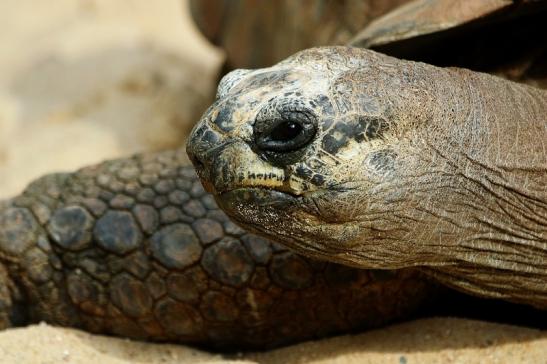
[278, 107, 315, 124]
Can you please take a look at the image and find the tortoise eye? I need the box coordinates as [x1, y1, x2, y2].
[270, 121, 302, 142]
[255, 118, 316, 153]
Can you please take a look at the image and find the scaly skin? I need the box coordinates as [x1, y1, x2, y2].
[187, 47, 547, 309]
[0, 149, 434, 350]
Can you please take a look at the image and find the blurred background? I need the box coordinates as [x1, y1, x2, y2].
[0, 0, 222, 198]
[0, 0, 409, 199]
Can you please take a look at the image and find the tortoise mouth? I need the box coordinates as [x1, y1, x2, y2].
[217, 187, 364, 263]
[218, 187, 300, 209]
[217, 186, 345, 230]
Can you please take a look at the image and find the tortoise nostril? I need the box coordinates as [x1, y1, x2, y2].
[187, 148, 206, 171]
[186, 142, 205, 171]
[194, 156, 205, 170]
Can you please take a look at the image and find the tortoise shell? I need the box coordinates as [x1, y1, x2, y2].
[352, 0, 547, 88]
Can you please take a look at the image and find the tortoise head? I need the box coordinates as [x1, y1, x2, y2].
[187, 46, 435, 266]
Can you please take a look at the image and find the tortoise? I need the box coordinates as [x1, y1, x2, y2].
[0, 0, 545, 353]
[186, 0, 547, 311]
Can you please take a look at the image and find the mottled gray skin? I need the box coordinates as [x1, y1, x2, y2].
[187, 47, 547, 309]
[0, 149, 433, 349]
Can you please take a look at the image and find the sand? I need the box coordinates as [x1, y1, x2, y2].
[0, 1, 545, 363]
[0, 318, 545, 364]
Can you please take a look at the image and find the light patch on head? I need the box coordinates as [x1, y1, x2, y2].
[230, 107, 255, 138]
[238, 165, 285, 189]
[335, 139, 365, 161]
[288, 175, 316, 195]
[217, 69, 253, 99]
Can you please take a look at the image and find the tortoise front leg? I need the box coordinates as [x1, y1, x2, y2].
[0, 259, 26, 329]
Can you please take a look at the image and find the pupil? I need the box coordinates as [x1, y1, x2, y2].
[270, 121, 302, 141]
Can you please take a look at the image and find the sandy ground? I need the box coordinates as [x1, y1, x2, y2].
[0, 318, 545, 364]
[0, 1, 545, 363]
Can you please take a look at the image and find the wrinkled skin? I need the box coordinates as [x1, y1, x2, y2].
[187, 47, 547, 309]
[0, 149, 434, 350]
